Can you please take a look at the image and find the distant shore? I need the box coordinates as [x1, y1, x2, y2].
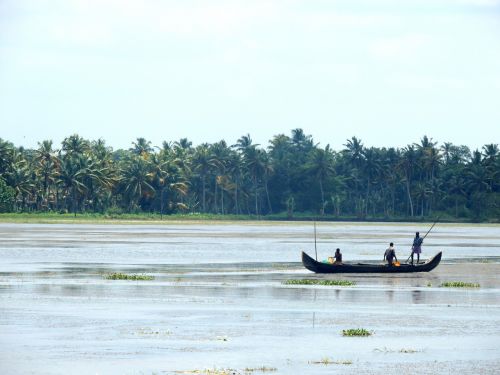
[0, 212, 497, 225]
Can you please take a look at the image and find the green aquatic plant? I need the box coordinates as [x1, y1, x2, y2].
[342, 328, 372, 337]
[399, 348, 421, 353]
[174, 369, 236, 375]
[174, 367, 277, 375]
[309, 357, 352, 365]
[104, 273, 154, 281]
[243, 366, 277, 372]
[440, 281, 480, 288]
[283, 279, 355, 286]
[374, 347, 422, 353]
[134, 327, 171, 336]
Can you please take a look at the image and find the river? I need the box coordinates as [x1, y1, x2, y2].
[0, 221, 499, 374]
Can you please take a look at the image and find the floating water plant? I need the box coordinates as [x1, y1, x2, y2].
[440, 281, 480, 288]
[174, 367, 277, 375]
[243, 366, 277, 372]
[135, 327, 171, 336]
[309, 357, 352, 365]
[283, 279, 355, 286]
[104, 273, 154, 281]
[374, 347, 422, 353]
[342, 328, 372, 337]
[173, 368, 235, 375]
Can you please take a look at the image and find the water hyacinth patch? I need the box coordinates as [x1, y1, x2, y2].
[283, 279, 355, 286]
[174, 367, 277, 374]
[309, 357, 353, 365]
[342, 328, 372, 337]
[105, 273, 154, 281]
[440, 281, 480, 288]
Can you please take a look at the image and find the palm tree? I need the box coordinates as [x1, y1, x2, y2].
[398, 145, 417, 217]
[210, 141, 230, 214]
[121, 155, 155, 212]
[482, 144, 498, 165]
[362, 147, 383, 216]
[130, 138, 153, 158]
[225, 150, 244, 214]
[175, 138, 193, 151]
[192, 144, 217, 213]
[234, 134, 254, 151]
[62, 134, 90, 158]
[243, 145, 267, 215]
[343, 137, 365, 217]
[481, 144, 499, 193]
[291, 128, 313, 151]
[0, 138, 15, 177]
[465, 158, 490, 219]
[8, 151, 34, 211]
[34, 140, 59, 210]
[307, 145, 335, 214]
[57, 155, 89, 215]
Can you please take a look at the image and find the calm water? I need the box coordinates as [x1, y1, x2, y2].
[0, 222, 499, 375]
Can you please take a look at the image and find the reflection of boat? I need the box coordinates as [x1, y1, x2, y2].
[302, 251, 442, 274]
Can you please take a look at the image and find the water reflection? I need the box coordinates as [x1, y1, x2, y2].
[386, 290, 394, 302]
[412, 290, 423, 304]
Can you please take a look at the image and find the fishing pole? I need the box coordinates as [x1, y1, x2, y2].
[422, 216, 441, 241]
[314, 220, 318, 261]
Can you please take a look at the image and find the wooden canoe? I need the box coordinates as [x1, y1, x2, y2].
[302, 251, 442, 273]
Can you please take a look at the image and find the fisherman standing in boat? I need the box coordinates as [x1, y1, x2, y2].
[411, 232, 423, 265]
[384, 242, 397, 266]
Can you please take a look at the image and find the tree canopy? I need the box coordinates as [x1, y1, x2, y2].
[0, 131, 498, 221]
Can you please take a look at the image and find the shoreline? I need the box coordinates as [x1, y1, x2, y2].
[0, 213, 498, 225]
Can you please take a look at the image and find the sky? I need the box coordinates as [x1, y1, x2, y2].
[1, 0, 499, 152]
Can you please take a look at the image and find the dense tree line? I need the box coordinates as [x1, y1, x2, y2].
[0, 130, 498, 221]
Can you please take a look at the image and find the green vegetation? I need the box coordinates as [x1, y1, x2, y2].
[309, 357, 353, 365]
[283, 279, 355, 286]
[374, 347, 422, 353]
[0, 132, 498, 222]
[243, 367, 277, 373]
[105, 273, 154, 281]
[440, 281, 480, 288]
[174, 368, 276, 375]
[134, 327, 172, 337]
[174, 369, 236, 375]
[342, 328, 372, 337]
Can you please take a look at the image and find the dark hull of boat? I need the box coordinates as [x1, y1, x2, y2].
[302, 251, 442, 274]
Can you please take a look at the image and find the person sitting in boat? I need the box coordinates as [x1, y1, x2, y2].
[411, 232, 423, 265]
[334, 248, 342, 264]
[384, 242, 397, 266]
[327, 248, 343, 264]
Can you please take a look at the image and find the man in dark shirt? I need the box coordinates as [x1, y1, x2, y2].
[334, 248, 342, 264]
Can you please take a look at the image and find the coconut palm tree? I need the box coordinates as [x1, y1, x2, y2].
[8, 151, 34, 211]
[398, 145, 418, 217]
[57, 155, 88, 215]
[242, 145, 267, 215]
[130, 138, 153, 158]
[34, 140, 59, 210]
[121, 155, 155, 212]
[192, 144, 217, 213]
[307, 145, 335, 214]
[62, 134, 90, 159]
